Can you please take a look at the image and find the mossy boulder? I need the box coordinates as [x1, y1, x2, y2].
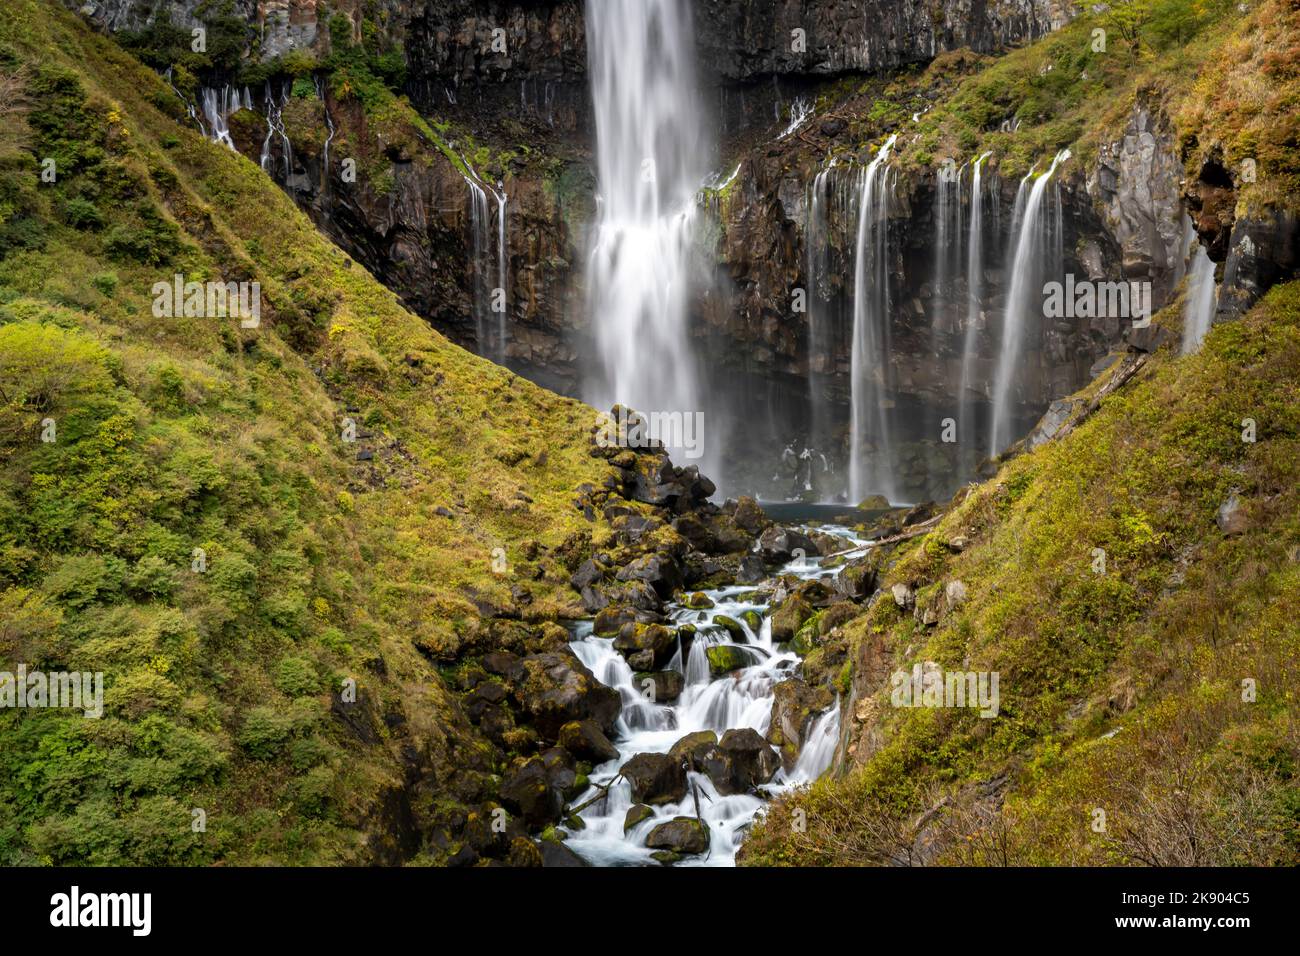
[620, 752, 688, 805]
[558, 719, 620, 764]
[634, 669, 685, 702]
[770, 596, 814, 643]
[683, 590, 715, 609]
[668, 730, 719, 770]
[698, 728, 780, 795]
[499, 757, 565, 827]
[615, 552, 684, 598]
[790, 614, 822, 656]
[712, 613, 747, 641]
[732, 495, 770, 534]
[706, 644, 750, 676]
[819, 601, 863, 636]
[593, 604, 638, 637]
[624, 803, 654, 833]
[513, 652, 621, 739]
[739, 609, 764, 633]
[612, 622, 677, 670]
[645, 817, 709, 855]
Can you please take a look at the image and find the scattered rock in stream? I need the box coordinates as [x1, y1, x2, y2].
[645, 817, 710, 856]
[620, 752, 689, 805]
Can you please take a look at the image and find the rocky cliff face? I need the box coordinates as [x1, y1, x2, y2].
[75, 0, 1300, 501]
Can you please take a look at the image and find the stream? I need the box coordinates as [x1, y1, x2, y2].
[564, 522, 868, 865]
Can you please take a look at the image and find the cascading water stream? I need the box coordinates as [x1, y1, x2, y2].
[958, 152, 993, 449]
[1183, 241, 1218, 354]
[988, 149, 1070, 458]
[566, 537, 855, 865]
[465, 176, 492, 355]
[315, 77, 336, 197]
[260, 80, 293, 182]
[201, 85, 246, 150]
[584, 0, 708, 462]
[496, 188, 509, 362]
[848, 135, 899, 505]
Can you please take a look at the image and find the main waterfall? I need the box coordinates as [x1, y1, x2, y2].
[585, 0, 708, 453]
[848, 135, 899, 504]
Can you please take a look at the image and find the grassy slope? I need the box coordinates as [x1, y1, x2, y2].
[0, 0, 608, 864]
[741, 274, 1300, 865]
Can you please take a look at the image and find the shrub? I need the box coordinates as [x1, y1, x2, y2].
[273, 656, 320, 697]
[237, 705, 295, 758]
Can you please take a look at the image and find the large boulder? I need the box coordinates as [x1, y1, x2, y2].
[757, 526, 821, 564]
[735, 553, 767, 584]
[819, 601, 863, 636]
[620, 752, 688, 805]
[770, 596, 814, 643]
[645, 817, 709, 855]
[671, 513, 716, 552]
[558, 719, 620, 764]
[500, 757, 565, 827]
[539, 840, 590, 867]
[732, 496, 770, 535]
[706, 513, 756, 553]
[513, 651, 620, 740]
[699, 728, 780, 795]
[624, 804, 654, 833]
[616, 553, 684, 598]
[612, 623, 678, 671]
[668, 730, 719, 770]
[835, 549, 887, 599]
[634, 670, 685, 702]
[706, 644, 750, 676]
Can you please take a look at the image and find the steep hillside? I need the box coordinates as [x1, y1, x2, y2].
[740, 278, 1300, 865]
[0, 0, 611, 865]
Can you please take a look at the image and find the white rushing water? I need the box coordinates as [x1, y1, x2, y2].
[1183, 240, 1218, 354]
[584, 0, 707, 457]
[201, 85, 247, 150]
[988, 149, 1070, 458]
[959, 152, 994, 448]
[259, 80, 293, 181]
[848, 135, 899, 505]
[566, 538, 856, 865]
[460, 158, 509, 363]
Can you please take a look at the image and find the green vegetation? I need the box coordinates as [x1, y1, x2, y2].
[879, 0, 1300, 207]
[0, 0, 610, 864]
[742, 280, 1300, 866]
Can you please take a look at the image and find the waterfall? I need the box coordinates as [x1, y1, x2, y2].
[988, 150, 1070, 458]
[1183, 243, 1218, 353]
[496, 187, 509, 362]
[848, 135, 898, 505]
[779, 97, 814, 140]
[259, 80, 293, 182]
[958, 152, 993, 449]
[315, 76, 336, 197]
[201, 85, 246, 150]
[932, 162, 966, 354]
[465, 176, 492, 356]
[584, 0, 707, 458]
[806, 165, 835, 458]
